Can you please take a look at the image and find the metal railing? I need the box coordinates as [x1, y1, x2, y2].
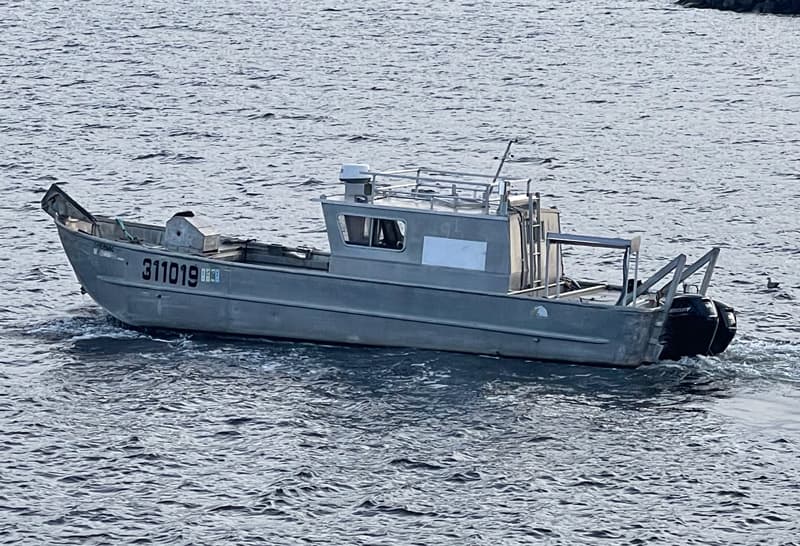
[616, 253, 687, 311]
[364, 167, 531, 213]
[620, 247, 720, 306]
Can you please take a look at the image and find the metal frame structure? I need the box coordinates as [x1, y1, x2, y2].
[364, 168, 532, 214]
[544, 232, 641, 303]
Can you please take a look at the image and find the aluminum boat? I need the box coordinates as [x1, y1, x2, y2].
[42, 145, 736, 367]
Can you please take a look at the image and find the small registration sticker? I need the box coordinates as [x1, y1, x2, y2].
[200, 268, 221, 284]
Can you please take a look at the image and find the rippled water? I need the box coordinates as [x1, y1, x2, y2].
[1, 1, 799, 543]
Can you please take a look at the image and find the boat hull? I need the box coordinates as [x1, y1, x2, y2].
[56, 222, 665, 367]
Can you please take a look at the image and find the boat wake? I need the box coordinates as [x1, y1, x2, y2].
[711, 335, 800, 384]
[24, 311, 150, 344]
[12, 309, 799, 391]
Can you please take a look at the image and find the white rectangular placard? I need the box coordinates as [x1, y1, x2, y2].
[421, 236, 487, 271]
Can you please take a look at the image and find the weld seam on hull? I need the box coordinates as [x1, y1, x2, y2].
[98, 276, 611, 345]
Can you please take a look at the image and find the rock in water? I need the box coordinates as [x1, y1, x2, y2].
[676, 0, 800, 13]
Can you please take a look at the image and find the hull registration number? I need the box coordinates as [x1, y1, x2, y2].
[141, 258, 220, 287]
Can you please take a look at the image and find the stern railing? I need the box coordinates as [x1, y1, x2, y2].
[621, 247, 720, 306]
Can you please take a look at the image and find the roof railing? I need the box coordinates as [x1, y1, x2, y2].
[364, 167, 531, 213]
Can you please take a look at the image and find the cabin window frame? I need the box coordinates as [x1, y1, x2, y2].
[337, 214, 407, 252]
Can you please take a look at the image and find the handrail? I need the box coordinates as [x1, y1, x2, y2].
[678, 247, 719, 296]
[338, 164, 536, 214]
[366, 167, 530, 185]
[371, 172, 510, 212]
[374, 189, 497, 211]
[619, 253, 687, 306]
[545, 231, 640, 303]
[620, 248, 719, 306]
[655, 247, 720, 301]
[508, 281, 562, 296]
[659, 254, 687, 314]
[377, 183, 494, 199]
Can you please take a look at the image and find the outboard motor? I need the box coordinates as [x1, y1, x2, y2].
[709, 300, 737, 355]
[659, 294, 719, 360]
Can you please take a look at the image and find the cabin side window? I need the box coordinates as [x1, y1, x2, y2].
[337, 215, 406, 251]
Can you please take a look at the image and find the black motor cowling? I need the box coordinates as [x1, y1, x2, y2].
[659, 295, 737, 360]
[709, 299, 737, 355]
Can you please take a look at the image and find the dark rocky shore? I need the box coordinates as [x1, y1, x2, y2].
[677, 0, 800, 13]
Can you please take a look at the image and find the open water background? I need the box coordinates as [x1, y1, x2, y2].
[1, 0, 799, 544]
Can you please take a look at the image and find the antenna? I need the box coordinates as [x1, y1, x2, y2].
[491, 138, 517, 186]
[493, 139, 517, 215]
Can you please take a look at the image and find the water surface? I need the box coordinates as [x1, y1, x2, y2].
[1, 1, 798, 543]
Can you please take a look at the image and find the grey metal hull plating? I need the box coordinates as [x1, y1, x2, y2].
[57, 222, 665, 367]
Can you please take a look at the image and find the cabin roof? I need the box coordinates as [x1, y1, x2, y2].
[323, 166, 535, 217]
